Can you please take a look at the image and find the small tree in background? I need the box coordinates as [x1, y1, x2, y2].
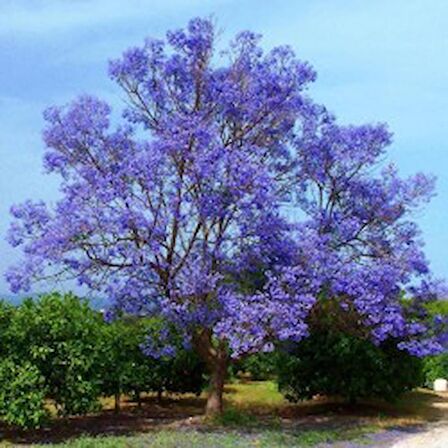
[98, 316, 148, 413]
[6, 293, 103, 416]
[97, 315, 206, 413]
[142, 319, 206, 400]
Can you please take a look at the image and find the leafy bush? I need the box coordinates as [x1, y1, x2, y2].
[277, 330, 423, 403]
[149, 348, 206, 396]
[423, 355, 448, 386]
[0, 359, 48, 429]
[98, 315, 206, 410]
[98, 316, 153, 411]
[422, 300, 448, 387]
[7, 293, 103, 416]
[138, 319, 207, 398]
[232, 353, 276, 381]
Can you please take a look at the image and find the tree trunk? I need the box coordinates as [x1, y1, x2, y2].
[192, 328, 228, 416]
[136, 391, 142, 409]
[205, 355, 227, 416]
[157, 389, 163, 404]
[114, 392, 121, 414]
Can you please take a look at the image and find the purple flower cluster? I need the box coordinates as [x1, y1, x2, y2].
[6, 17, 446, 360]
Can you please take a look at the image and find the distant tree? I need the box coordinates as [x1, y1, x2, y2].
[232, 353, 276, 381]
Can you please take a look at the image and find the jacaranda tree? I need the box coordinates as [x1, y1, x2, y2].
[7, 17, 446, 414]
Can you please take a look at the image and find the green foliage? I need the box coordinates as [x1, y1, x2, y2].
[97, 316, 153, 411]
[210, 407, 257, 426]
[7, 293, 103, 416]
[0, 359, 48, 429]
[168, 349, 206, 395]
[140, 319, 207, 397]
[0, 301, 14, 356]
[233, 352, 276, 380]
[423, 355, 448, 384]
[98, 316, 206, 410]
[149, 348, 206, 397]
[0, 293, 206, 428]
[423, 354, 448, 386]
[277, 330, 423, 403]
[422, 299, 448, 387]
[425, 299, 448, 317]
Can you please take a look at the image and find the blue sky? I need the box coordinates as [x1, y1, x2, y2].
[0, 0, 447, 295]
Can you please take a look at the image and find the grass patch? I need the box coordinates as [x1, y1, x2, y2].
[33, 424, 379, 448]
[223, 380, 286, 415]
[209, 408, 258, 426]
[258, 425, 379, 447]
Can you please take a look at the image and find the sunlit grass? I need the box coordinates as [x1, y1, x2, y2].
[224, 380, 285, 412]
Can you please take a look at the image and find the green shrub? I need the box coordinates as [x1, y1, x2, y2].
[97, 315, 206, 411]
[0, 359, 48, 429]
[233, 352, 276, 381]
[277, 330, 423, 403]
[151, 348, 206, 396]
[97, 316, 153, 412]
[423, 354, 448, 386]
[140, 319, 207, 398]
[0, 301, 14, 357]
[5, 293, 103, 416]
[422, 299, 448, 387]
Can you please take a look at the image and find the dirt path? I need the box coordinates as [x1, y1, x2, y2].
[390, 422, 448, 448]
[389, 391, 448, 448]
